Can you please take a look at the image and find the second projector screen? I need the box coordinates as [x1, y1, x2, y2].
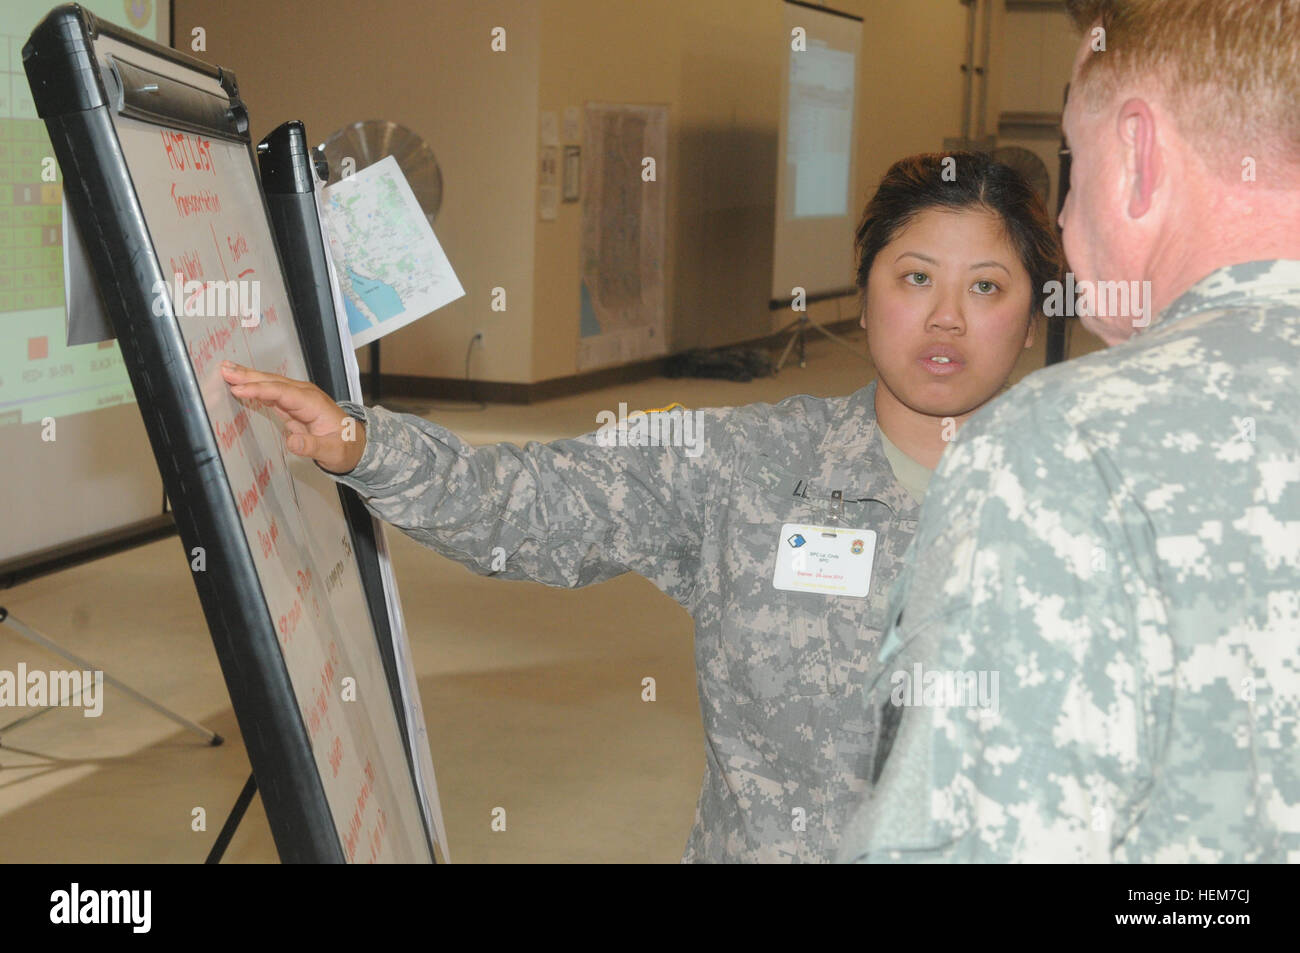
[772, 1, 862, 302]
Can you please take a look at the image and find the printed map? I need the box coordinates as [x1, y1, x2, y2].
[320, 155, 463, 348]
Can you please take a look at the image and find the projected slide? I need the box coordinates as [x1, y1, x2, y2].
[787, 41, 856, 219]
[0, 0, 159, 428]
[771, 1, 862, 301]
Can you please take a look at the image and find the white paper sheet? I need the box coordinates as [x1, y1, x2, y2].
[61, 194, 113, 346]
[319, 155, 464, 349]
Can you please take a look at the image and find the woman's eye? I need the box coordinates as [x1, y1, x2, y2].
[973, 280, 998, 295]
[904, 271, 930, 286]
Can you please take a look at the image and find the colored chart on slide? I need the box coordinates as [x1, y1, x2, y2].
[0, 0, 160, 427]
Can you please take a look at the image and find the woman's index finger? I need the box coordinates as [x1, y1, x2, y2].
[219, 361, 311, 387]
[228, 379, 321, 420]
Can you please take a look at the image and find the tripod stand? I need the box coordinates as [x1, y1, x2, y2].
[773, 311, 872, 372]
[0, 606, 221, 745]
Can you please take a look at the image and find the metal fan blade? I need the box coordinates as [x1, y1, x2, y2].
[317, 119, 443, 224]
[991, 145, 1051, 207]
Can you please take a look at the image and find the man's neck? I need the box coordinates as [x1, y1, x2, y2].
[1145, 187, 1300, 322]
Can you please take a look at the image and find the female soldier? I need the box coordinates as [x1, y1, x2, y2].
[221, 151, 1064, 862]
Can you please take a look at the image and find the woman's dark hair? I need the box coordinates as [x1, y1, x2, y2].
[854, 151, 1065, 319]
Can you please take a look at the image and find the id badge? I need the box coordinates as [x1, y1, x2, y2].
[772, 523, 876, 598]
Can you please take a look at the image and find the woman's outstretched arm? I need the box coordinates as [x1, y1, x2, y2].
[220, 360, 715, 605]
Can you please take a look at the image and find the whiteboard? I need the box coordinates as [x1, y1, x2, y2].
[24, 13, 436, 862]
[103, 37, 428, 862]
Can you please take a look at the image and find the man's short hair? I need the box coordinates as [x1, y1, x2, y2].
[1065, 0, 1300, 181]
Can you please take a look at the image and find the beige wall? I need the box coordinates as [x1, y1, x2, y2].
[535, 0, 972, 381]
[172, 0, 540, 385]
[171, 1, 997, 386]
[996, 4, 1079, 215]
[856, 1, 970, 204]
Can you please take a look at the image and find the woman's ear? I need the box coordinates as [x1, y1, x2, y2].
[1023, 310, 1038, 349]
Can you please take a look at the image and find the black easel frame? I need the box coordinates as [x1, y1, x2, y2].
[24, 4, 434, 863]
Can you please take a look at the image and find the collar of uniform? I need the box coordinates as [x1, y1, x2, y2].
[807, 379, 920, 519]
[1146, 259, 1300, 335]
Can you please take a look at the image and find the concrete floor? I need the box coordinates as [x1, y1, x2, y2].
[0, 319, 1104, 863]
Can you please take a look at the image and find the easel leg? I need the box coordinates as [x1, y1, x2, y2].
[206, 772, 258, 864]
[806, 318, 872, 363]
[0, 606, 222, 746]
[773, 314, 871, 373]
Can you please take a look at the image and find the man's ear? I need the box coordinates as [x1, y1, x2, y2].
[1119, 97, 1161, 219]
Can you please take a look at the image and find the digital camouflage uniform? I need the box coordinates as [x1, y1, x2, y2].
[838, 260, 1300, 863]
[327, 379, 920, 861]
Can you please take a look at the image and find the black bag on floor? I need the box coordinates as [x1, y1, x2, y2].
[664, 346, 774, 383]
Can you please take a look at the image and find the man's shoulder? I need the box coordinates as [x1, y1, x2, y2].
[973, 300, 1297, 440]
[953, 346, 1111, 451]
[938, 304, 1300, 530]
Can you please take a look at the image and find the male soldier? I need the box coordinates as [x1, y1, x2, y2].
[838, 0, 1300, 862]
